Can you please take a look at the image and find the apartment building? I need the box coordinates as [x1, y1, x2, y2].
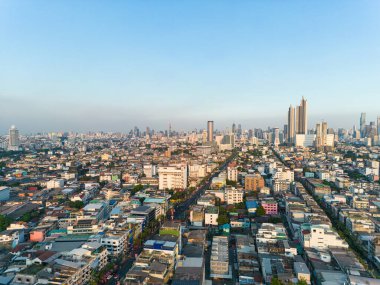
[300, 224, 348, 250]
[46, 179, 65, 189]
[210, 236, 231, 279]
[158, 165, 188, 190]
[143, 164, 157, 178]
[261, 199, 278, 215]
[101, 231, 130, 256]
[225, 187, 244, 205]
[227, 165, 238, 181]
[205, 206, 219, 226]
[245, 173, 264, 191]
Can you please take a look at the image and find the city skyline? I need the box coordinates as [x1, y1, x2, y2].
[1, 1, 380, 132]
[2, 110, 380, 135]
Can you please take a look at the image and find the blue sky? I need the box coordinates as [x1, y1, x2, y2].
[1, 0, 380, 133]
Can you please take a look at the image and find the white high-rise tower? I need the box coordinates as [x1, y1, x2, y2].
[8, 125, 20, 151]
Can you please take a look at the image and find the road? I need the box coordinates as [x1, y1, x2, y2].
[107, 257, 135, 285]
[173, 152, 237, 220]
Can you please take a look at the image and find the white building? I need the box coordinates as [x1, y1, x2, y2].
[316, 171, 330, 181]
[158, 165, 188, 190]
[8, 125, 20, 151]
[256, 223, 288, 245]
[205, 206, 219, 226]
[101, 231, 129, 256]
[143, 164, 157, 178]
[227, 166, 238, 182]
[46, 179, 65, 189]
[273, 168, 294, 182]
[295, 134, 316, 147]
[188, 164, 207, 179]
[300, 224, 348, 250]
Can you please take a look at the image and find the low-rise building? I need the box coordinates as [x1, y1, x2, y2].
[210, 236, 231, 279]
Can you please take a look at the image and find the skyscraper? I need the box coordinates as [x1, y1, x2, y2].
[315, 121, 334, 150]
[360, 113, 366, 137]
[237, 124, 242, 137]
[287, 105, 295, 144]
[316, 122, 327, 149]
[296, 97, 308, 135]
[207, 121, 214, 142]
[377, 116, 380, 136]
[273, 128, 280, 146]
[8, 125, 20, 151]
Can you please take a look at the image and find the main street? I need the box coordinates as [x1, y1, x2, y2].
[173, 151, 237, 220]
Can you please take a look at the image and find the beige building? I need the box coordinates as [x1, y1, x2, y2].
[225, 187, 244, 205]
[158, 164, 188, 190]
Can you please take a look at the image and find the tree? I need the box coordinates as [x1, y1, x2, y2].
[268, 217, 282, 224]
[131, 184, 144, 195]
[271, 277, 283, 285]
[68, 200, 84, 209]
[217, 214, 229, 225]
[0, 215, 12, 231]
[21, 212, 32, 222]
[297, 278, 308, 285]
[256, 205, 266, 217]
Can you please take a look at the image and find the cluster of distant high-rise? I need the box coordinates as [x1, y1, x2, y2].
[284, 97, 334, 150]
[286, 97, 308, 144]
[353, 113, 380, 141]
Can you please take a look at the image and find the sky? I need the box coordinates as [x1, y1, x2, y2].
[0, 0, 380, 133]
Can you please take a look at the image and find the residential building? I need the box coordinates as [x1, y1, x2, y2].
[210, 236, 231, 279]
[205, 206, 219, 226]
[245, 173, 264, 191]
[158, 165, 188, 190]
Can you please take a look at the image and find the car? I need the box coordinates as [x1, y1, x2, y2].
[107, 275, 113, 280]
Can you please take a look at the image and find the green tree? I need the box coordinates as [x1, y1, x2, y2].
[271, 277, 283, 285]
[256, 205, 266, 217]
[131, 184, 144, 195]
[21, 212, 32, 222]
[297, 278, 308, 285]
[68, 201, 84, 209]
[0, 215, 12, 231]
[217, 214, 230, 226]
